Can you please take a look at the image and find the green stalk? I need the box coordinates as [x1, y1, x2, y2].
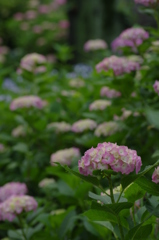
[17, 215, 27, 240]
[108, 176, 125, 240]
[107, 176, 115, 203]
[132, 205, 136, 226]
[154, 10, 159, 31]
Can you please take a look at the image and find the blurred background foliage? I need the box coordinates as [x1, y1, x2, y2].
[0, 0, 154, 62]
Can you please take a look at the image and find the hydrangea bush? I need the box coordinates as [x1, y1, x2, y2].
[0, 0, 159, 239]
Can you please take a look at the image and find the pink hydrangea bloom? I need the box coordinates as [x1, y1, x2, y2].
[69, 78, 85, 88]
[12, 125, 26, 137]
[78, 142, 142, 176]
[38, 5, 50, 14]
[50, 148, 80, 166]
[39, 178, 55, 188]
[0, 46, 9, 55]
[84, 39, 107, 52]
[0, 182, 27, 203]
[152, 167, 159, 184]
[100, 86, 121, 98]
[20, 53, 46, 73]
[47, 121, 71, 133]
[13, 12, 24, 21]
[94, 122, 120, 137]
[134, 0, 158, 6]
[56, 0, 67, 5]
[72, 119, 97, 133]
[25, 10, 37, 20]
[89, 100, 111, 111]
[0, 144, 5, 153]
[112, 28, 149, 52]
[59, 20, 70, 29]
[0, 195, 37, 222]
[10, 96, 47, 111]
[153, 80, 159, 95]
[96, 56, 140, 76]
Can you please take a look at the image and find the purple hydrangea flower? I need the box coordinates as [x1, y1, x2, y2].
[78, 142, 142, 176]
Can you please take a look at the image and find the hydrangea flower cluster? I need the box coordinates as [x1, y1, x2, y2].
[78, 142, 142, 176]
[127, 55, 143, 64]
[89, 100, 111, 111]
[71, 119, 97, 133]
[61, 90, 77, 97]
[50, 147, 80, 166]
[0, 195, 38, 221]
[84, 39, 107, 52]
[134, 0, 158, 6]
[10, 95, 47, 110]
[39, 178, 55, 188]
[69, 78, 85, 88]
[114, 108, 140, 121]
[111, 28, 149, 52]
[100, 86, 121, 98]
[19, 53, 47, 73]
[96, 56, 140, 76]
[47, 121, 71, 133]
[152, 167, 159, 184]
[94, 122, 120, 137]
[0, 182, 28, 203]
[12, 125, 26, 137]
[0, 144, 5, 153]
[153, 80, 159, 95]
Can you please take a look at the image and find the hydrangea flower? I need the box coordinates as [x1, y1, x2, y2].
[112, 28, 149, 52]
[134, 0, 158, 6]
[153, 80, 159, 95]
[12, 125, 26, 137]
[10, 96, 47, 110]
[100, 87, 121, 98]
[94, 122, 120, 137]
[72, 119, 97, 133]
[114, 108, 139, 121]
[20, 53, 47, 73]
[0, 195, 38, 221]
[69, 78, 85, 88]
[47, 122, 71, 133]
[0, 182, 27, 203]
[84, 39, 107, 52]
[96, 56, 140, 76]
[78, 142, 142, 176]
[89, 100, 111, 111]
[0, 144, 5, 153]
[50, 148, 80, 166]
[152, 167, 159, 184]
[39, 178, 55, 188]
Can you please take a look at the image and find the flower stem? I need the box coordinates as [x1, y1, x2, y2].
[117, 216, 125, 240]
[17, 215, 27, 240]
[108, 176, 124, 240]
[132, 205, 136, 226]
[107, 176, 115, 203]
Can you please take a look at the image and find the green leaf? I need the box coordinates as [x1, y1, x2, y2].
[58, 209, 77, 238]
[94, 221, 114, 232]
[121, 160, 159, 190]
[83, 209, 118, 223]
[124, 183, 146, 202]
[145, 199, 159, 218]
[88, 191, 111, 204]
[55, 163, 100, 188]
[152, 150, 159, 158]
[13, 143, 28, 153]
[91, 201, 133, 216]
[125, 224, 152, 240]
[135, 177, 159, 196]
[146, 108, 159, 129]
